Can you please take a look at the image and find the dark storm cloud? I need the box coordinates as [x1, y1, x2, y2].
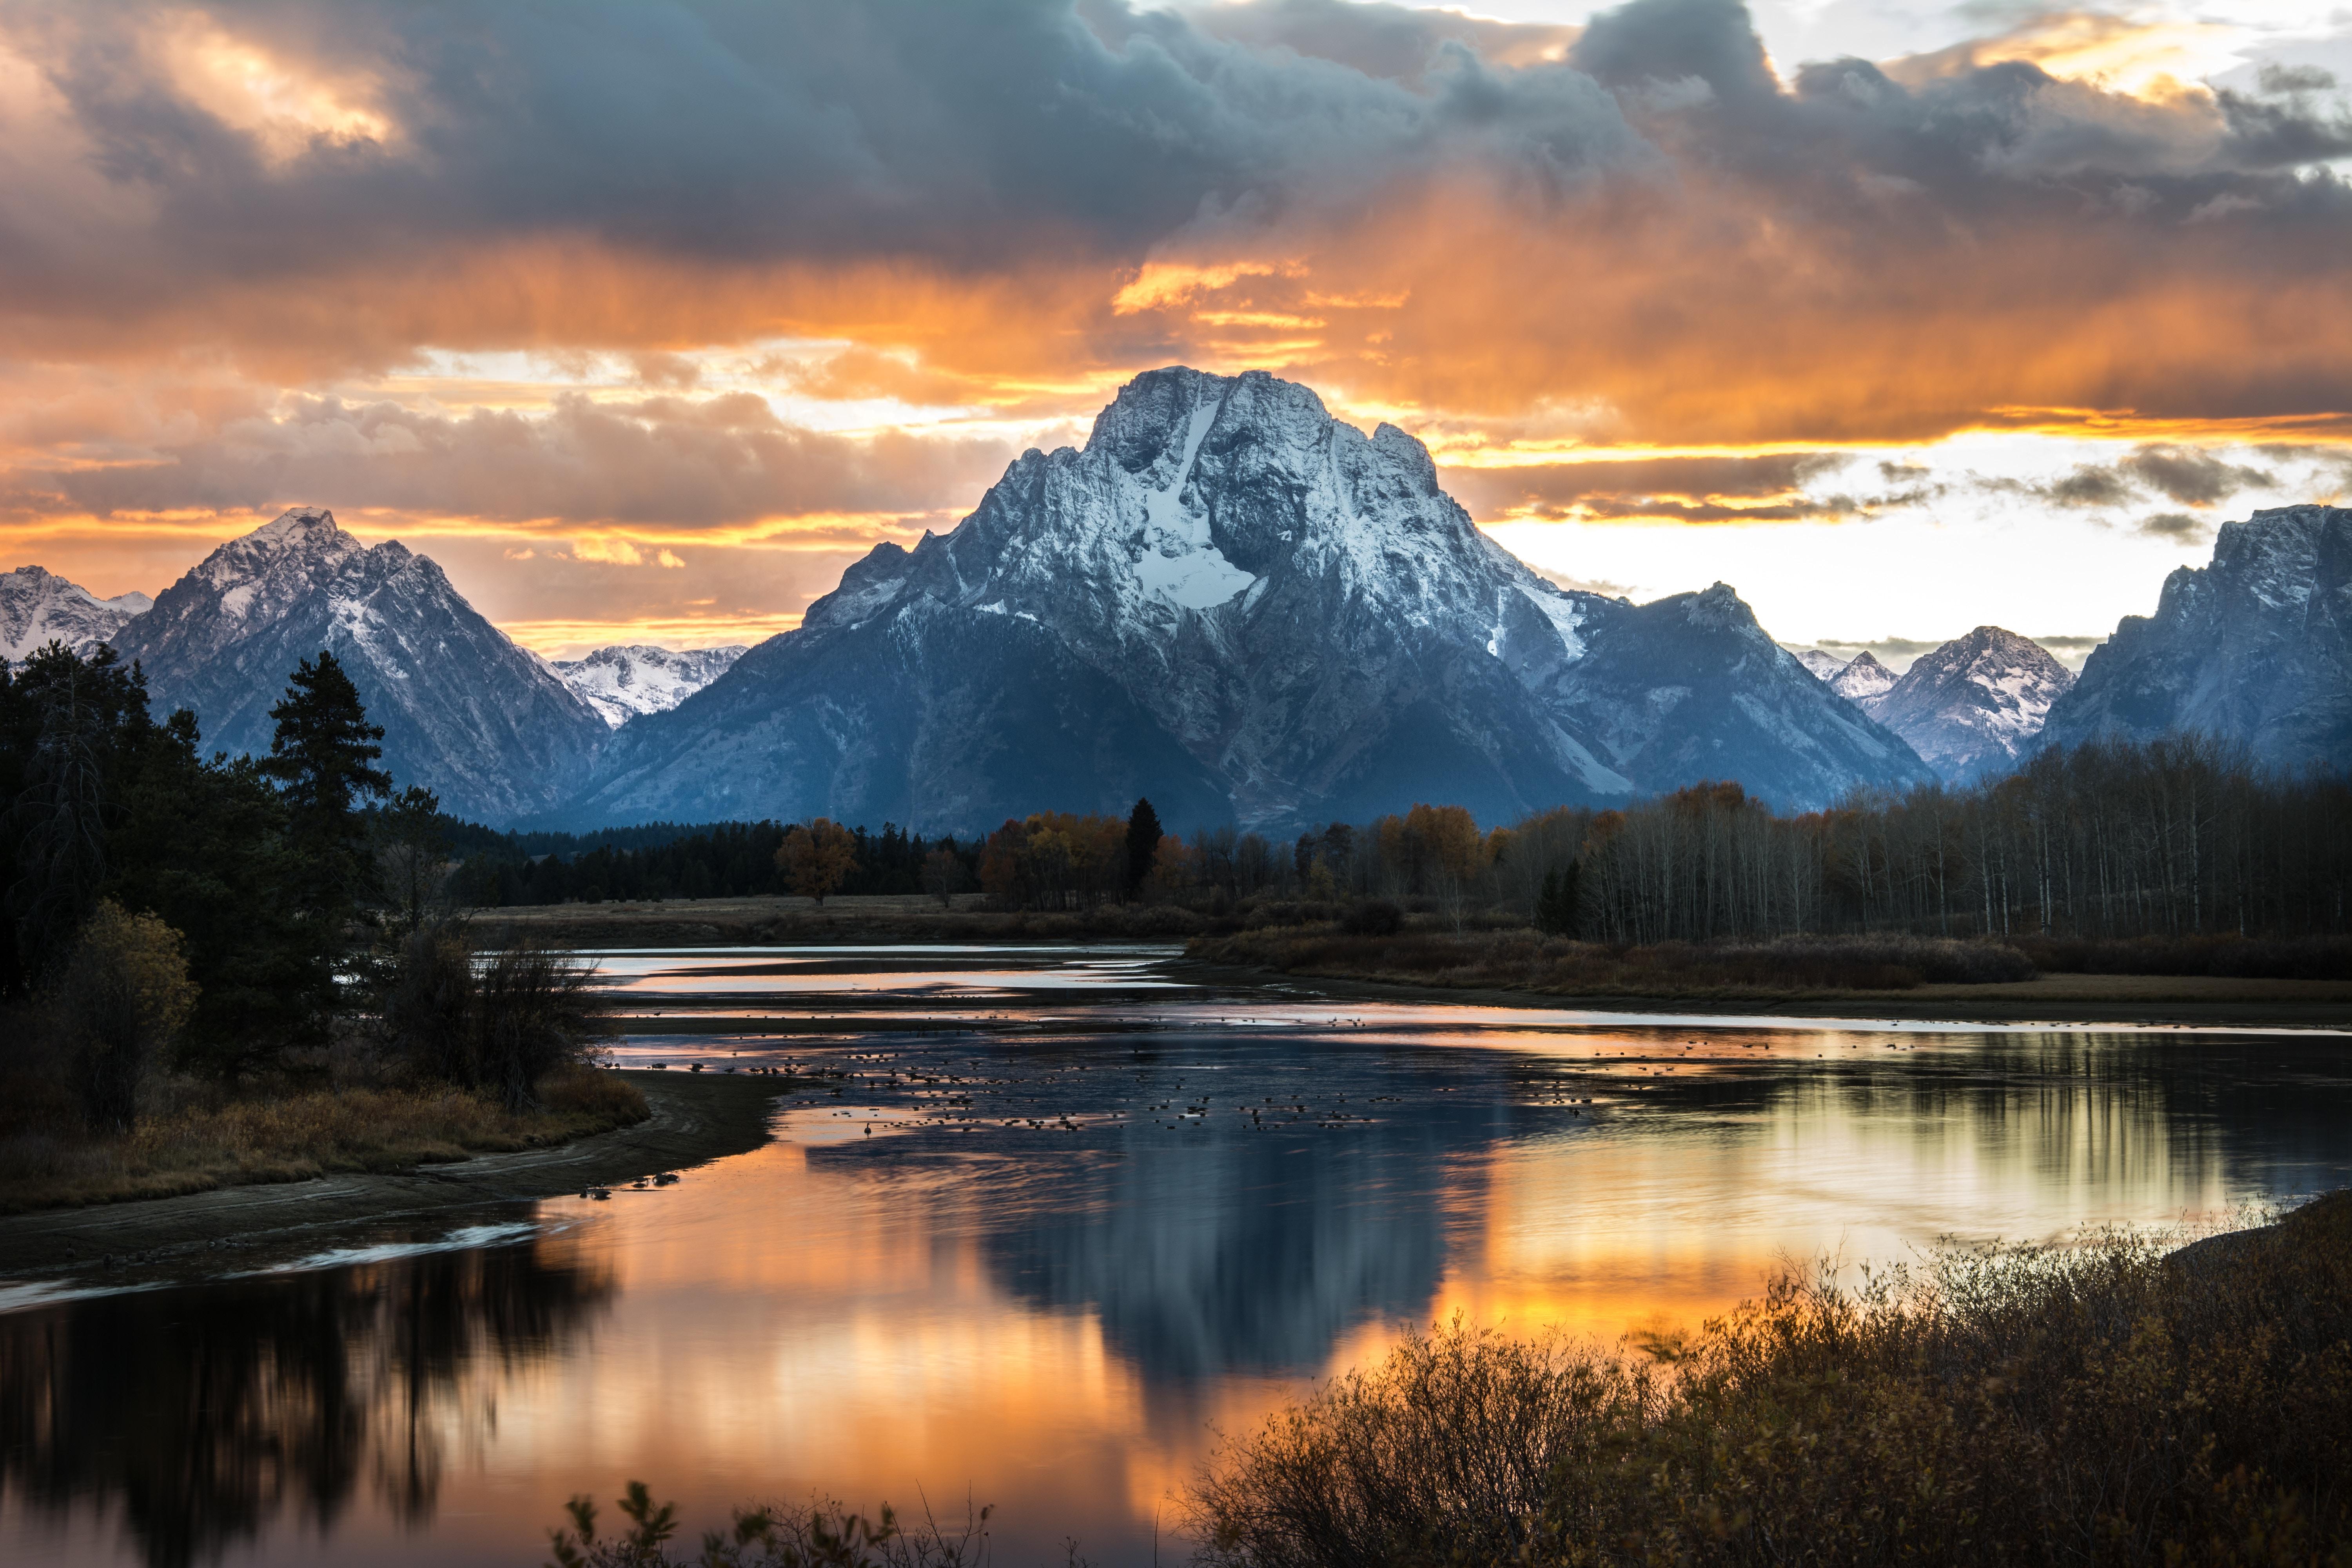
[2257, 64, 2338, 95]
[2136, 511, 2210, 541]
[1, 0, 2350, 457]
[0, 0, 1638, 326]
[2042, 445, 2274, 510]
[1443, 451, 1929, 523]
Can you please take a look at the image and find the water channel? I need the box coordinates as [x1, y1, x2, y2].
[4, 944, 2348, 1567]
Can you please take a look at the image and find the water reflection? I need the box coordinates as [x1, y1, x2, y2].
[2, 949, 2347, 1568]
[0, 1239, 611, 1568]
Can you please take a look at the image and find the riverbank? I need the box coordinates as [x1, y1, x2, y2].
[466, 893, 1206, 947]
[1185, 1190, 2352, 1568]
[0, 1069, 785, 1278]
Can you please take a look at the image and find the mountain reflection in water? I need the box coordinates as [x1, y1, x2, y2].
[2, 947, 2347, 1568]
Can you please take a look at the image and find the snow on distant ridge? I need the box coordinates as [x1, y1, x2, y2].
[1793, 648, 1847, 680]
[2, 565, 152, 661]
[555, 644, 749, 727]
[1828, 651, 1896, 702]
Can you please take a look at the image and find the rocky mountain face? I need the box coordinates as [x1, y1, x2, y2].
[574, 368, 1932, 832]
[110, 508, 608, 824]
[1828, 652, 1896, 703]
[2, 566, 151, 661]
[555, 644, 748, 728]
[1864, 627, 2076, 783]
[2038, 505, 2352, 771]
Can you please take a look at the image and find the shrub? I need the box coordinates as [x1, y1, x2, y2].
[1340, 900, 1404, 936]
[2009, 933, 2352, 981]
[1187, 1193, 2352, 1568]
[547, 1484, 995, 1568]
[58, 900, 197, 1133]
[380, 930, 615, 1111]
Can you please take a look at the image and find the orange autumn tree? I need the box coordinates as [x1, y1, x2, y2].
[976, 812, 1129, 908]
[775, 818, 858, 904]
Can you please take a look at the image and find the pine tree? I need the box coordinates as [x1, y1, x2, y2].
[1535, 860, 1582, 937]
[1124, 797, 1164, 900]
[262, 652, 392, 1036]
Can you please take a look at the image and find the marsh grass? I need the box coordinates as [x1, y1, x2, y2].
[1186, 1193, 2352, 1567]
[547, 1484, 1001, 1568]
[0, 1060, 646, 1213]
[1189, 927, 2037, 996]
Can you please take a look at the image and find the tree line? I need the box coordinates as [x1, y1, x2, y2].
[2, 642, 601, 1135]
[447, 732, 2348, 944]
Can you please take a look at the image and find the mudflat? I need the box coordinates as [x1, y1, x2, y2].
[0, 1069, 784, 1279]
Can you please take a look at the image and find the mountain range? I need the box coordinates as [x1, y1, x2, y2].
[572, 368, 1930, 831]
[2038, 504, 2351, 766]
[106, 509, 609, 824]
[7, 373, 2343, 829]
[1799, 630, 2076, 784]
[2, 565, 152, 662]
[553, 644, 748, 728]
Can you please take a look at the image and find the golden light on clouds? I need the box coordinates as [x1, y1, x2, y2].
[157, 9, 396, 163]
[0, 0, 2346, 651]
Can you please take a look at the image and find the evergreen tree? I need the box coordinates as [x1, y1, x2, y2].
[4, 645, 147, 984]
[261, 652, 392, 1037]
[1535, 860, 1582, 937]
[1124, 797, 1164, 900]
[109, 710, 310, 1074]
[377, 785, 451, 936]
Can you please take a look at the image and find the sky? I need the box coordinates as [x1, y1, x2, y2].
[2, 0, 2349, 666]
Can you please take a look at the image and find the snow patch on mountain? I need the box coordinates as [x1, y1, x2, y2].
[111, 507, 607, 824]
[1864, 626, 2075, 782]
[2039, 504, 2352, 770]
[573, 367, 1934, 831]
[1828, 651, 1896, 702]
[1, 566, 152, 661]
[556, 644, 750, 728]
[1793, 648, 1847, 681]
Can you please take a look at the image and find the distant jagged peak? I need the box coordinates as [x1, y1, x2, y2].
[1794, 648, 1848, 680]
[554, 642, 751, 728]
[1900, 626, 2075, 693]
[1828, 650, 1896, 702]
[1, 563, 153, 661]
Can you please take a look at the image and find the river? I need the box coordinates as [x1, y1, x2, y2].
[4, 944, 2347, 1567]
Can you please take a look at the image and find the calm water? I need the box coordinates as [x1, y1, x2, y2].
[4, 945, 2348, 1568]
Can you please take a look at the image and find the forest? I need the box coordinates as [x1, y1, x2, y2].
[0, 643, 629, 1209]
[459, 733, 2350, 944]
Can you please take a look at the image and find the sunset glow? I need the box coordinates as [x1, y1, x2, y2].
[3, 0, 2348, 662]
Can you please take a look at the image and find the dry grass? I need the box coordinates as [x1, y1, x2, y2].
[1187, 1192, 2352, 1568]
[1190, 926, 2037, 997]
[0, 1063, 647, 1214]
[2009, 932, 2352, 981]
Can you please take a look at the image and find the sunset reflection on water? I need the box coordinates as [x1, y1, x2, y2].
[4, 948, 2347, 1568]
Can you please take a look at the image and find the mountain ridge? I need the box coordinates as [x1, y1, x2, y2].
[2037, 504, 2352, 770]
[571, 367, 1933, 832]
[2, 565, 152, 662]
[109, 508, 609, 824]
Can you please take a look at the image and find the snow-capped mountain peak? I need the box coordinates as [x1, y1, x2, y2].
[1794, 648, 1848, 681]
[112, 508, 606, 822]
[1828, 651, 1896, 702]
[577, 366, 1933, 830]
[1865, 626, 2075, 782]
[555, 643, 749, 728]
[2040, 504, 2350, 770]
[0, 565, 152, 662]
